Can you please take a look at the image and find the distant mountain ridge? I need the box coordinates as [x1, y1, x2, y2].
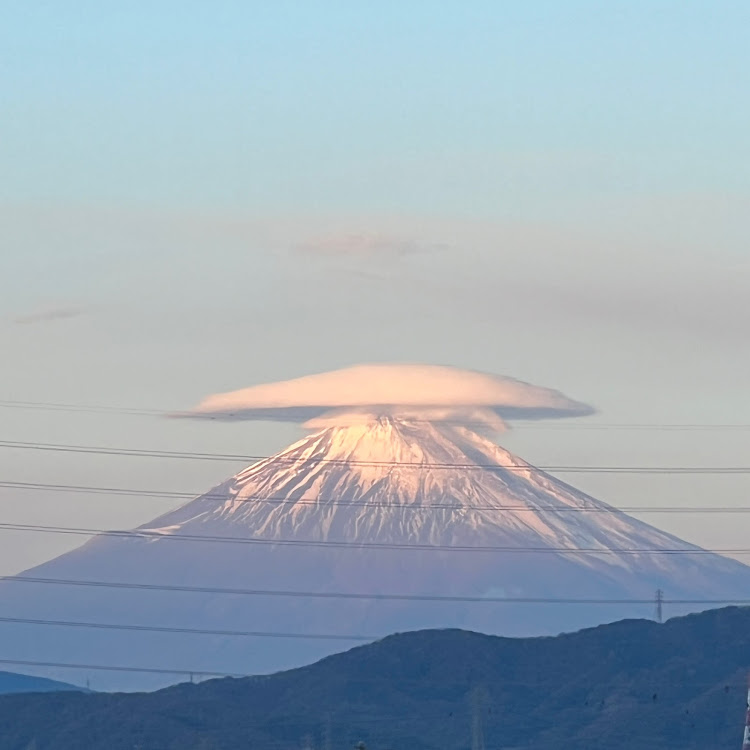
[0, 417, 748, 690]
[0, 671, 83, 695]
[0, 606, 749, 749]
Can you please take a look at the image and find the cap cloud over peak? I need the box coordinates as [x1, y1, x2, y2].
[179, 364, 595, 430]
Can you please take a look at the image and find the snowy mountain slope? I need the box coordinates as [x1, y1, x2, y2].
[140, 417, 740, 580]
[0, 417, 748, 690]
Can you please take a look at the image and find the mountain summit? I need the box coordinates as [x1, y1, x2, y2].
[1, 417, 748, 690]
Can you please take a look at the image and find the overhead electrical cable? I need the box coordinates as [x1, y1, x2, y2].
[0, 399, 163, 416]
[0, 614, 373, 641]
[0, 656, 743, 690]
[2, 574, 750, 605]
[1, 439, 749, 473]
[0, 657, 242, 678]
[2, 399, 750, 430]
[0, 521, 748, 555]
[1, 479, 749, 514]
[3, 397, 750, 432]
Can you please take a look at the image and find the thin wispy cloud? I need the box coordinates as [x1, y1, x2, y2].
[13, 306, 87, 326]
[295, 232, 448, 258]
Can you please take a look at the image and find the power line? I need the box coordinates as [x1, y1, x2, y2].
[0, 439, 243, 462]
[0, 520, 748, 555]
[2, 479, 750, 515]
[0, 656, 743, 691]
[2, 397, 750, 431]
[0, 399, 162, 417]
[3, 573, 750, 606]
[0, 657, 242, 678]
[0, 614, 374, 641]
[1, 439, 750, 473]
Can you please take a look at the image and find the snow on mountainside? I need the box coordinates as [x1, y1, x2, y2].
[142, 417, 716, 571]
[1, 417, 749, 691]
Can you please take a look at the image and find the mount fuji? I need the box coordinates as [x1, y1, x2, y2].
[1, 417, 749, 690]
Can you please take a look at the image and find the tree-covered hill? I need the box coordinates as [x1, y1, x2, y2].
[1, 606, 749, 749]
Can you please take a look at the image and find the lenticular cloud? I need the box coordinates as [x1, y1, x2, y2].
[181, 364, 594, 430]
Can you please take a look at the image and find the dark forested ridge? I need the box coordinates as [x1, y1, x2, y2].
[1, 606, 749, 749]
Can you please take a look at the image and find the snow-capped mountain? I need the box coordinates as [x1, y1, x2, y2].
[1, 417, 748, 690]
[143, 417, 709, 560]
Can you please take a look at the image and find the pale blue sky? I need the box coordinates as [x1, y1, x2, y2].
[1, 1, 749, 573]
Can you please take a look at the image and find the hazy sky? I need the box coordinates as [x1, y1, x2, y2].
[1, 1, 749, 574]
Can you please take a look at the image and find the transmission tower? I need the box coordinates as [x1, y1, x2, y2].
[470, 687, 487, 750]
[655, 589, 664, 624]
[742, 674, 750, 750]
[323, 714, 332, 750]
